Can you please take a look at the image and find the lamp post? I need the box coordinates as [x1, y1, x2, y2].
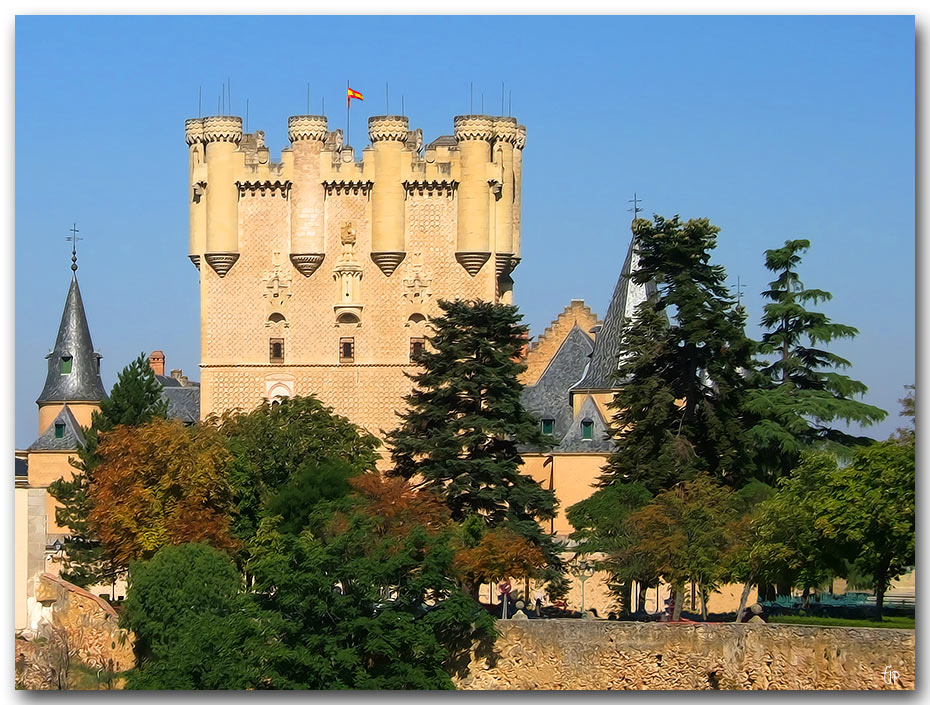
[570, 557, 596, 618]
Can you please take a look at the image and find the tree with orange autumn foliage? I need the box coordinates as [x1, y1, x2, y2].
[88, 419, 238, 566]
[453, 521, 548, 595]
[349, 474, 451, 539]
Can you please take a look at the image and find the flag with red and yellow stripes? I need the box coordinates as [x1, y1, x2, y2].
[347, 87, 363, 106]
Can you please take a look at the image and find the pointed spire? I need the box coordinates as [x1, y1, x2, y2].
[36, 273, 106, 405]
[571, 234, 658, 392]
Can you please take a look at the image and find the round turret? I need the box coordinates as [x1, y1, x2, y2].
[201, 115, 243, 144]
[288, 115, 329, 143]
[453, 115, 496, 142]
[368, 115, 410, 143]
[492, 116, 519, 144]
[185, 118, 205, 145]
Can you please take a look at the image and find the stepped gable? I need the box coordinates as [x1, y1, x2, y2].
[521, 300, 599, 387]
[572, 235, 657, 392]
[27, 405, 85, 452]
[36, 275, 106, 405]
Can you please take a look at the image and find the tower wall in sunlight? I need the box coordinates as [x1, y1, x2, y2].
[186, 111, 525, 444]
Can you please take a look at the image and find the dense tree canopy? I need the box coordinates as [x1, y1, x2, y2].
[387, 299, 562, 589]
[600, 216, 757, 493]
[87, 419, 237, 565]
[48, 352, 169, 587]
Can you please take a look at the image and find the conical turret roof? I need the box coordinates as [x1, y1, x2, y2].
[36, 274, 106, 405]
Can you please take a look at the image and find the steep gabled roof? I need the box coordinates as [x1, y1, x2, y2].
[27, 405, 86, 452]
[161, 386, 200, 425]
[572, 235, 657, 392]
[36, 275, 106, 405]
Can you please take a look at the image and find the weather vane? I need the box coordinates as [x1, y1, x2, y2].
[65, 222, 83, 272]
[627, 192, 643, 222]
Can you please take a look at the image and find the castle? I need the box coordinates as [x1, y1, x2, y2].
[16, 107, 652, 631]
[185, 112, 525, 443]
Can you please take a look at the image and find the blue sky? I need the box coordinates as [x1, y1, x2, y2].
[14, 15, 914, 448]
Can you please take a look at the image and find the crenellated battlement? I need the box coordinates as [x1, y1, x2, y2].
[185, 110, 524, 282]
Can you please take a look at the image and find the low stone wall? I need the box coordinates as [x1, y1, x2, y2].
[15, 573, 134, 690]
[456, 620, 914, 690]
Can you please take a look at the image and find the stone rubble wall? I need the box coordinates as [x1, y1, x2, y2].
[15, 573, 134, 690]
[455, 620, 915, 690]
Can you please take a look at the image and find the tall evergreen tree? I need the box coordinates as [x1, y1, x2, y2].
[746, 239, 886, 479]
[48, 352, 169, 587]
[386, 299, 561, 588]
[600, 216, 757, 493]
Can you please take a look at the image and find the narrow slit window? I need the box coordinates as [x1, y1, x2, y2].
[581, 419, 594, 440]
[339, 337, 355, 364]
[541, 418, 555, 435]
[60, 356, 72, 374]
[269, 338, 284, 364]
[410, 338, 426, 362]
[54, 422, 65, 439]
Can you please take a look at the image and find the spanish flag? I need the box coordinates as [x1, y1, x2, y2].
[347, 87, 363, 106]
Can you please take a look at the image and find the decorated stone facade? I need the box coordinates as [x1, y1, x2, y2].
[187, 110, 526, 441]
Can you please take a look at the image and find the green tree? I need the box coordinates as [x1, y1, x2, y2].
[748, 454, 848, 605]
[215, 394, 380, 552]
[244, 479, 496, 689]
[621, 475, 741, 620]
[746, 239, 886, 479]
[48, 352, 169, 587]
[566, 482, 654, 614]
[818, 441, 915, 620]
[386, 299, 561, 590]
[600, 216, 757, 494]
[122, 543, 264, 690]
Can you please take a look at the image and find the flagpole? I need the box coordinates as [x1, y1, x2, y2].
[346, 79, 350, 148]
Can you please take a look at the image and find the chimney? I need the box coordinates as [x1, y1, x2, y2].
[149, 351, 165, 377]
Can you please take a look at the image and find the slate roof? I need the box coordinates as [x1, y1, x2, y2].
[427, 135, 458, 149]
[521, 325, 594, 451]
[161, 385, 200, 425]
[556, 394, 613, 453]
[27, 405, 86, 452]
[572, 236, 657, 392]
[36, 275, 106, 405]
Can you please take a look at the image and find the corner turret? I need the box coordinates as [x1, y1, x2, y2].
[287, 115, 329, 276]
[35, 272, 105, 435]
[368, 115, 410, 276]
[201, 115, 243, 277]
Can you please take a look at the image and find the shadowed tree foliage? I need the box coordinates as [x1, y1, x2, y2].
[87, 419, 237, 566]
[386, 299, 562, 590]
[746, 239, 886, 479]
[600, 216, 757, 493]
[48, 352, 169, 587]
[214, 394, 380, 552]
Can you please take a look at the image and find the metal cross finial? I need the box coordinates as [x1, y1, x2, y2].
[66, 223, 83, 272]
[627, 192, 643, 222]
[732, 275, 746, 307]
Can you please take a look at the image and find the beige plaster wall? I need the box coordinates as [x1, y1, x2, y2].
[25, 451, 78, 535]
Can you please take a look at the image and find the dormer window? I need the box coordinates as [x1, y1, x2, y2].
[581, 419, 594, 441]
[59, 355, 72, 374]
[541, 418, 555, 435]
[54, 422, 65, 439]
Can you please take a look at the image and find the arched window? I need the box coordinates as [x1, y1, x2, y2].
[337, 311, 360, 326]
[407, 313, 426, 325]
[60, 355, 72, 374]
[268, 312, 286, 325]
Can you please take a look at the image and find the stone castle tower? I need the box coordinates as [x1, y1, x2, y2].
[186, 111, 526, 438]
